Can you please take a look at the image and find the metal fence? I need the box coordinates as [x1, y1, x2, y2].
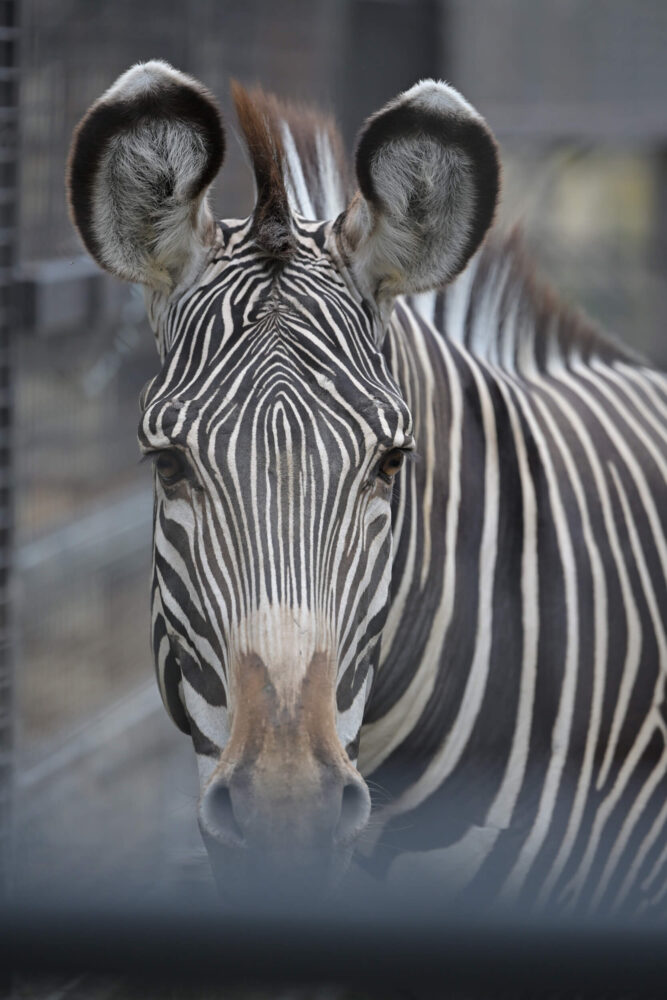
[0, 0, 17, 900]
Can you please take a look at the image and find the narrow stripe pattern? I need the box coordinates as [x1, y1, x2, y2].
[143, 118, 667, 916]
[360, 255, 667, 917]
[142, 215, 413, 773]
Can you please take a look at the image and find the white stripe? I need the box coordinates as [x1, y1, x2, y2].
[527, 382, 608, 908]
[358, 333, 463, 777]
[372, 352, 500, 819]
[315, 128, 344, 218]
[610, 756, 667, 913]
[281, 122, 315, 218]
[557, 463, 666, 908]
[483, 372, 538, 833]
[547, 367, 642, 794]
[498, 377, 580, 902]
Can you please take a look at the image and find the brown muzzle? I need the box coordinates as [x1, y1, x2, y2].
[198, 652, 370, 862]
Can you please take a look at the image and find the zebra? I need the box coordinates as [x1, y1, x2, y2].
[67, 61, 667, 912]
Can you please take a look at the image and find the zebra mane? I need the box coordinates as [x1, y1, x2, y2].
[232, 86, 635, 372]
[232, 82, 351, 253]
[418, 228, 640, 373]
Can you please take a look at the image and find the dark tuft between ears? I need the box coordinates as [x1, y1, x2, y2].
[231, 81, 296, 261]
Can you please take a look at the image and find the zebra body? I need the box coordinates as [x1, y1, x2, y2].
[369, 277, 667, 916]
[67, 61, 667, 912]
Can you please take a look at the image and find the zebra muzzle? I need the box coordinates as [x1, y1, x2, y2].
[197, 650, 371, 858]
[199, 761, 370, 853]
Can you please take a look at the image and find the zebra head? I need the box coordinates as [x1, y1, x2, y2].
[67, 62, 499, 886]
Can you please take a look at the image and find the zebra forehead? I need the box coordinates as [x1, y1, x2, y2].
[143, 330, 411, 450]
[141, 221, 413, 448]
[144, 359, 406, 425]
[179, 237, 359, 341]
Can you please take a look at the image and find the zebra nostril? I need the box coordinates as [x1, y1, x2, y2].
[335, 779, 371, 846]
[201, 780, 245, 848]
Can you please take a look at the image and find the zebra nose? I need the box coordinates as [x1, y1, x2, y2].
[199, 768, 371, 851]
[199, 777, 246, 848]
[334, 773, 371, 846]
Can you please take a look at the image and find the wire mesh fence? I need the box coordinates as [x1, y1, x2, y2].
[14, 301, 154, 753]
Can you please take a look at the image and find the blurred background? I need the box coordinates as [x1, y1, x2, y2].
[0, 0, 666, 931]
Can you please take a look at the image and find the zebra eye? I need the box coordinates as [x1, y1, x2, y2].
[154, 450, 186, 486]
[379, 449, 405, 482]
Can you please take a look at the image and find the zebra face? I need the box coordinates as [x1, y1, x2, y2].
[67, 62, 498, 885]
[140, 219, 414, 871]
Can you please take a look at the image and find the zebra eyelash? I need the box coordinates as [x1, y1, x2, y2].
[375, 445, 417, 485]
[139, 447, 185, 463]
[140, 447, 200, 491]
[379, 444, 419, 465]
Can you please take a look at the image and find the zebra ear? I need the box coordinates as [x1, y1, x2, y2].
[340, 80, 500, 301]
[67, 61, 225, 293]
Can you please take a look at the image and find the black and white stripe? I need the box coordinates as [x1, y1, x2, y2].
[143, 214, 413, 781]
[360, 253, 667, 916]
[68, 63, 667, 911]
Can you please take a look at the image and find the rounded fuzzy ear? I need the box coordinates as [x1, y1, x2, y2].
[67, 61, 225, 292]
[339, 80, 500, 301]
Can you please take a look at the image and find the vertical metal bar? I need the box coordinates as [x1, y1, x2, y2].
[0, 0, 18, 904]
[651, 147, 667, 368]
[340, 0, 442, 147]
